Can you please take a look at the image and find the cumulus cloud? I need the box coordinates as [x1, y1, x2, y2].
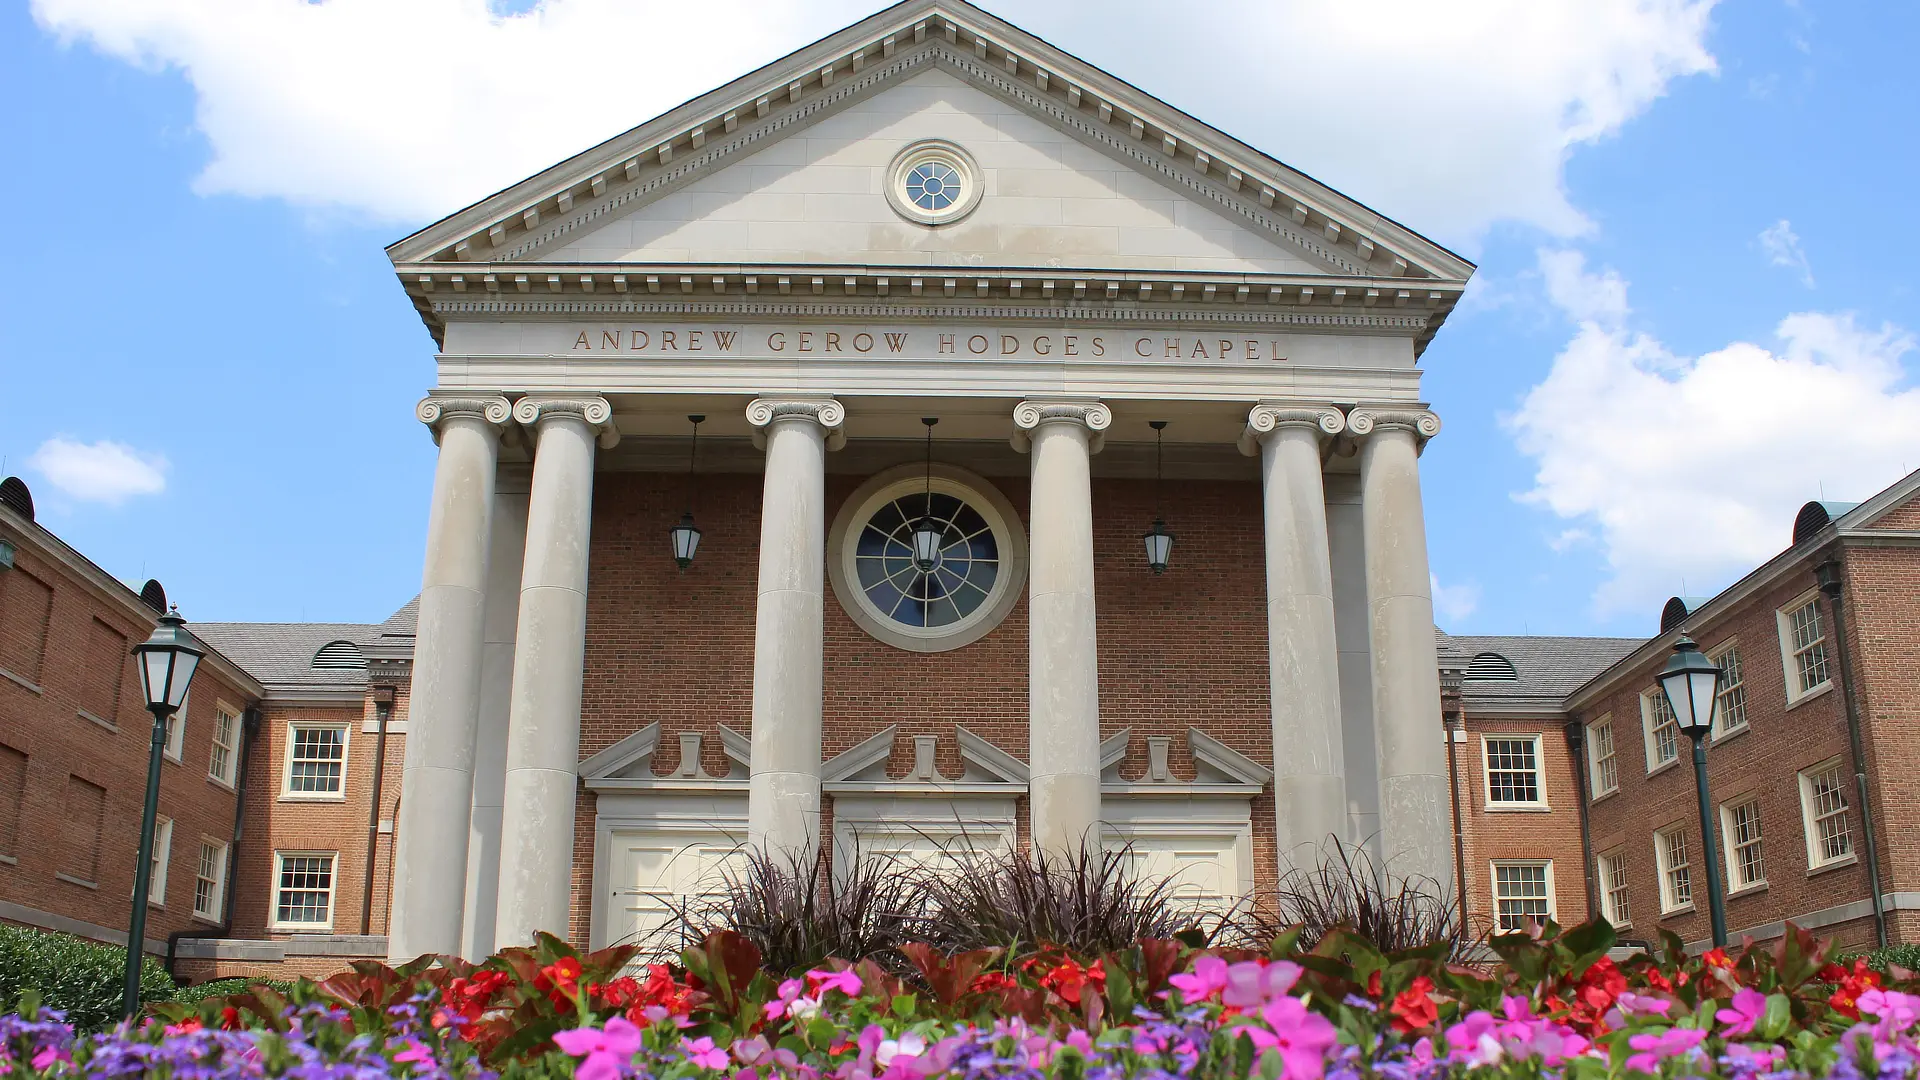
[29, 0, 1718, 240]
[1759, 219, 1815, 287]
[28, 438, 169, 505]
[1509, 250, 1920, 618]
[1431, 574, 1481, 623]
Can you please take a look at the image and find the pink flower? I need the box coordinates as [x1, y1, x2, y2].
[876, 1031, 926, 1067]
[1241, 996, 1339, 1080]
[553, 1017, 644, 1080]
[1860, 988, 1920, 1033]
[1409, 1036, 1434, 1068]
[1615, 992, 1673, 1018]
[1221, 960, 1303, 1008]
[29, 1046, 69, 1071]
[1716, 987, 1768, 1038]
[682, 1036, 729, 1071]
[1725, 1043, 1786, 1071]
[807, 968, 865, 999]
[392, 1039, 436, 1071]
[1445, 1011, 1504, 1068]
[766, 978, 810, 1020]
[1169, 956, 1229, 1002]
[1625, 1027, 1707, 1075]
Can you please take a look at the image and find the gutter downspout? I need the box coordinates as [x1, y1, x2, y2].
[1565, 719, 1598, 922]
[361, 689, 394, 937]
[1817, 553, 1887, 949]
[166, 706, 261, 978]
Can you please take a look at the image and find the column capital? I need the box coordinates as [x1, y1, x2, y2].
[1237, 402, 1345, 457]
[1011, 399, 1110, 454]
[512, 395, 619, 448]
[746, 397, 846, 450]
[416, 395, 512, 445]
[1346, 407, 1441, 451]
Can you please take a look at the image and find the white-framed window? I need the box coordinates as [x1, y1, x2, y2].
[1655, 825, 1693, 913]
[1721, 797, 1766, 891]
[271, 851, 336, 929]
[208, 704, 240, 787]
[144, 817, 173, 908]
[1710, 642, 1749, 737]
[164, 691, 188, 762]
[1641, 689, 1680, 772]
[1597, 851, 1631, 927]
[193, 839, 228, 922]
[1586, 715, 1618, 797]
[1777, 593, 1832, 703]
[282, 723, 348, 797]
[1799, 759, 1854, 869]
[1482, 735, 1546, 808]
[1491, 861, 1554, 933]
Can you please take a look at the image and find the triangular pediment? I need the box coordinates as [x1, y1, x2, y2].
[388, 0, 1471, 293]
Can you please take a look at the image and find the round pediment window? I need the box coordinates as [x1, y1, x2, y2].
[828, 465, 1027, 652]
[885, 141, 983, 226]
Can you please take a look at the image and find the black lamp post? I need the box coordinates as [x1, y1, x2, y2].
[1655, 635, 1728, 948]
[669, 415, 704, 569]
[125, 607, 203, 1018]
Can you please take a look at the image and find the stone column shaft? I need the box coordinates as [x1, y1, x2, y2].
[463, 474, 527, 961]
[390, 395, 509, 961]
[1352, 408, 1451, 889]
[1241, 405, 1348, 870]
[1014, 400, 1109, 857]
[494, 396, 614, 947]
[745, 398, 844, 859]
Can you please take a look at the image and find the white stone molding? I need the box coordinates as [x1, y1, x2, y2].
[1098, 728, 1132, 772]
[955, 726, 1028, 784]
[909, 736, 954, 782]
[671, 732, 719, 779]
[718, 724, 752, 772]
[885, 139, 984, 226]
[822, 725, 899, 782]
[1010, 399, 1111, 454]
[746, 397, 847, 450]
[1237, 403, 1345, 456]
[578, 723, 663, 780]
[1346, 407, 1441, 452]
[1187, 728, 1274, 786]
[415, 395, 512, 444]
[826, 463, 1029, 654]
[511, 395, 620, 448]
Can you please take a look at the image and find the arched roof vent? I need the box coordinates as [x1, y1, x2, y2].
[138, 580, 168, 615]
[1463, 652, 1518, 682]
[312, 640, 367, 670]
[0, 477, 32, 522]
[1660, 596, 1707, 634]
[1793, 500, 1859, 546]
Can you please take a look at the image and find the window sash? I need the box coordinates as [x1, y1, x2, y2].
[1598, 853, 1631, 926]
[1484, 737, 1543, 804]
[164, 691, 188, 761]
[147, 817, 172, 907]
[274, 853, 335, 926]
[1785, 601, 1831, 696]
[285, 725, 347, 795]
[1587, 718, 1618, 796]
[1711, 645, 1749, 735]
[193, 841, 227, 920]
[1802, 764, 1854, 866]
[1657, 829, 1692, 911]
[1644, 692, 1679, 769]
[209, 709, 238, 785]
[1492, 863, 1551, 933]
[1724, 800, 1765, 888]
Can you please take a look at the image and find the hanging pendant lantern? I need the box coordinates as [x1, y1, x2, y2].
[669, 415, 705, 569]
[1142, 420, 1174, 573]
[911, 417, 943, 573]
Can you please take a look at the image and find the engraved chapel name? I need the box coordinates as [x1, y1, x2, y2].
[567, 326, 1288, 362]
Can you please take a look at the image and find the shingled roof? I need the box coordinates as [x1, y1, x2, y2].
[1448, 635, 1642, 714]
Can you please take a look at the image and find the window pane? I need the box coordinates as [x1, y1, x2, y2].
[1807, 765, 1853, 864]
[1660, 830, 1692, 909]
[1494, 864, 1550, 932]
[1589, 720, 1618, 795]
[1600, 854, 1631, 926]
[1647, 693, 1679, 766]
[1727, 801, 1765, 888]
[1714, 646, 1748, 732]
[1486, 739, 1541, 803]
[288, 727, 346, 793]
[276, 855, 334, 924]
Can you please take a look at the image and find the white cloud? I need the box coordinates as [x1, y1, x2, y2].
[1510, 250, 1920, 618]
[29, 0, 1718, 241]
[1759, 218, 1815, 287]
[1538, 249, 1630, 325]
[1431, 574, 1481, 623]
[28, 438, 169, 505]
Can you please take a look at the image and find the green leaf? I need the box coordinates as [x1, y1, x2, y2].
[1760, 993, 1793, 1041]
[890, 993, 917, 1019]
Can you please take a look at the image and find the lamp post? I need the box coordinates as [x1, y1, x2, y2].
[125, 607, 203, 1018]
[1655, 635, 1727, 948]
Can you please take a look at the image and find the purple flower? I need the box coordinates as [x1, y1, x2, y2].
[552, 1017, 643, 1080]
[1717, 987, 1769, 1038]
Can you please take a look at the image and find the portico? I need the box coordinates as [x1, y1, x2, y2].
[380, 0, 1472, 960]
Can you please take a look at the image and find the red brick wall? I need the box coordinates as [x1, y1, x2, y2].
[1454, 716, 1589, 935]
[0, 530, 255, 947]
[1841, 542, 1920, 898]
[1578, 566, 1872, 949]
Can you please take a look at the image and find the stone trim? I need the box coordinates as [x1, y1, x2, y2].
[1010, 400, 1110, 453]
[745, 397, 847, 451]
[1237, 402, 1346, 456]
[511, 395, 620, 448]
[1346, 407, 1441, 452]
[414, 394, 512, 439]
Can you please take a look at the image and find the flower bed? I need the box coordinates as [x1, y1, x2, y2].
[1, 920, 1915, 1078]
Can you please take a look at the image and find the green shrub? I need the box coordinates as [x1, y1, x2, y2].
[0, 923, 175, 1032]
[1852, 942, 1920, 975]
[171, 976, 293, 1005]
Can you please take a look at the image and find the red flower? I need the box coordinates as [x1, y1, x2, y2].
[219, 1006, 242, 1031]
[969, 972, 1018, 996]
[1828, 957, 1882, 1019]
[435, 970, 511, 1038]
[1577, 958, 1626, 1014]
[1366, 971, 1383, 1000]
[1389, 976, 1438, 1032]
[534, 957, 584, 1010]
[591, 976, 641, 1009]
[1641, 968, 1673, 994]
[1702, 948, 1734, 970]
[1039, 959, 1105, 1006]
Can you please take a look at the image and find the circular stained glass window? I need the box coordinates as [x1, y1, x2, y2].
[885, 140, 982, 225]
[855, 491, 998, 628]
[829, 466, 1027, 653]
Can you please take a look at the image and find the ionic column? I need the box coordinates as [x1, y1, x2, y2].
[494, 396, 616, 947]
[745, 398, 844, 859]
[1348, 408, 1451, 888]
[1012, 400, 1109, 858]
[463, 470, 528, 961]
[390, 394, 510, 961]
[1240, 404, 1347, 871]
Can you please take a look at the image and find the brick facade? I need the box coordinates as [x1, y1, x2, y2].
[1452, 717, 1590, 936]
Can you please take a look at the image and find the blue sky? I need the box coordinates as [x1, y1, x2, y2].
[3, 0, 1916, 636]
